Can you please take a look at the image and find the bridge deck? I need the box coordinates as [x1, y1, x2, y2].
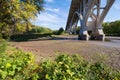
[66, 0, 82, 30]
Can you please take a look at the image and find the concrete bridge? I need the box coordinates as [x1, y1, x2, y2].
[66, 0, 115, 41]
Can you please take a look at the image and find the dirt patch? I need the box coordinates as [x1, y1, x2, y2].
[10, 35, 120, 70]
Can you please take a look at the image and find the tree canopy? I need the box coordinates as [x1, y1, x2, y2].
[103, 20, 120, 36]
[0, 0, 44, 38]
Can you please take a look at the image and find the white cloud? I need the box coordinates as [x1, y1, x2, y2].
[32, 12, 66, 30]
[32, 0, 71, 30]
[36, 12, 61, 23]
[46, 8, 60, 13]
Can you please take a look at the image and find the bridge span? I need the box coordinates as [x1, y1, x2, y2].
[66, 0, 115, 41]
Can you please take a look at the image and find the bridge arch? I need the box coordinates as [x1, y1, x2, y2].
[69, 11, 83, 34]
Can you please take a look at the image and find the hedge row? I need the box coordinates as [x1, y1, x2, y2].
[10, 33, 52, 42]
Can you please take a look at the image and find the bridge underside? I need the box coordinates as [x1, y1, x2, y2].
[66, 0, 115, 41]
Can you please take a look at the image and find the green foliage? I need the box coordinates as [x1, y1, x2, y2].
[39, 54, 86, 80]
[76, 27, 80, 34]
[10, 25, 52, 41]
[10, 33, 52, 42]
[0, 41, 7, 54]
[27, 25, 52, 34]
[0, 42, 120, 80]
[53, 27, 64, 35]
[52, 30, 59, 35]
[0, 42, 39, 80]
[57, 27, 64, 35]
[0, 34, 2, 39]
[103, 20, 120, 36]
[0, 0, 44, 39]
[20, 0, 44, 13]
[39, 54, 120, 80]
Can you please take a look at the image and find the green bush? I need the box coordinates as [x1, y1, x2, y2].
[53, 27, 64, 35]
[0, 42, 120, 80]
[39, 54, 120, 80]
[27, 26, 52, 34]
[39, 54, 86, 80]
[10, 33, 52, 42]
[0, 41, 7, 53]
[0, 43, 39, 80]
[0, 33, 10, 40]
[52, 30, 58, 35]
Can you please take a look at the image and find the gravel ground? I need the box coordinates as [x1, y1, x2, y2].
[10, 35, 120, 70]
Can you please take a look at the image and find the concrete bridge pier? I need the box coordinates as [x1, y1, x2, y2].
[78, 27, 90, 40]
[91, 26, 105, 41]
[66, 0, 115, 41]
[78, 26, 105, 41]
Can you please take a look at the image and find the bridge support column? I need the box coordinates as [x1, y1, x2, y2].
[78, 29, 90, 40]
[91, 27, 105, 41]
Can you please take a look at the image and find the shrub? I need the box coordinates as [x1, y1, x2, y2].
[26, 26, 52, 34]
[0, 33, 10, 40]
[53, 27, 64, 35]
[0, 41, 7, 53]
[52, 30, 58, 35]
[39, 54, 87, 80]
[0, 42, 120, 80]
[0, 43, 39, 80]
[39, 54, 120, 80]
[58, 27, 64, 35]
[10, 33, 52, 42]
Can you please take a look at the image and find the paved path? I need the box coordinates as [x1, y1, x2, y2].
[89, 36, 120, 48]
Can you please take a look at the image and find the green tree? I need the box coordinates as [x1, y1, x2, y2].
[103, 20, 120, 36]
[0, 0, 44, 39]
[103, 22, 111, 35]
[76, 26, 80, 34]
[57, 27, 64, 35]
[26, 25, 52, 34]
[111, 21, 120, 35]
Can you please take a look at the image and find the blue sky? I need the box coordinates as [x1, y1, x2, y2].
[33, 0, 120, 30]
